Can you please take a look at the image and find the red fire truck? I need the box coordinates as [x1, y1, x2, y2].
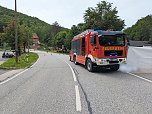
[69, 29, 127, 72]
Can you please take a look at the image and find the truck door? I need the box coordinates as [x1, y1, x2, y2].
[90, 35, 98, 57]
[79, 37, 86, 64]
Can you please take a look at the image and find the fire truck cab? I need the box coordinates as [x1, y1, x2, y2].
[70, 29, 127, 72]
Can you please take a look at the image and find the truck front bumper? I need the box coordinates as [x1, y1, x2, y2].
[94, 58, 127, 66]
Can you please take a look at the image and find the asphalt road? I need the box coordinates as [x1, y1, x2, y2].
[0, 51, 152, 114]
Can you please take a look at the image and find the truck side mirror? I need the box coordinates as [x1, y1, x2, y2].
[90, 35, 96, 46]
[127, 42, 130, 46]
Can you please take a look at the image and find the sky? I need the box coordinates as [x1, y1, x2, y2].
[0, 0, 152, 29]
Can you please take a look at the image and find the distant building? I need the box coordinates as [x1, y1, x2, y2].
[31, 33, 40, 49]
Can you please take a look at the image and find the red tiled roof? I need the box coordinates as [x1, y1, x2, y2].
[32, 33, 39, 39]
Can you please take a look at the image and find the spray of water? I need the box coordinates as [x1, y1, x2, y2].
[119, 64, 138, 73]
[119, 47, 152, 73]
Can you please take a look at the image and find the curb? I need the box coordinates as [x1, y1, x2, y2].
[0, 69, 24, 82]
[0, 53, 40, 84]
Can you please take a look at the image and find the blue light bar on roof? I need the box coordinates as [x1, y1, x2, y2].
[95, 30, 103, 33]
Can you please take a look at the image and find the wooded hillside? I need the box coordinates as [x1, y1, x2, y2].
[124, 15, 152, 43]
[0, 6, 67, 49]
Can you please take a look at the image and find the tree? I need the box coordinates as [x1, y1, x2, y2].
[124, 15, 152, 42]
[52, 30, 72, 50]
[149, 30, 152, 43]
[70, 23, 86, 36]
[3, 21, 33, 53]
[53, 31, 67, 48]
[0, 33, 6, 48]
[3, 21, 15, 49]
[48, 21, 68, 47]
[70, 25, 80, 36]
[65, 30, 73, 49]
[83, 1, 125, 30]
[52, 21, 60, 27]
[18, 24, 32, 52]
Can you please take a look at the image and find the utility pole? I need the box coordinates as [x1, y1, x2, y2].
[28, 32, 30, 53]
[15, 0, 18, 63]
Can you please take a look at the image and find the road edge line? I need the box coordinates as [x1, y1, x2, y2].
[128, 72, 152, 83]
[55, 55, 77, 82]
[64, 61, 77, 82]
[30, 56, 39, 68]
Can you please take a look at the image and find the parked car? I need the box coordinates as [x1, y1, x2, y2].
[2, 51, 15, 58]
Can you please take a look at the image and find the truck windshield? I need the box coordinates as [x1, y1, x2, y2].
[99, 35, 125, 46]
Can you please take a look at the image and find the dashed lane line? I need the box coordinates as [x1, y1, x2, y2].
[75, 85, 82, 112]
[57, 56, 82, 112]
[63, 60, 82, 112]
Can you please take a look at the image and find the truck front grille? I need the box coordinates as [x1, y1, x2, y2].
[104, 50, 123, 56]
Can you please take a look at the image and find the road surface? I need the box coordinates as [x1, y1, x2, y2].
[0, 51, 152, 114]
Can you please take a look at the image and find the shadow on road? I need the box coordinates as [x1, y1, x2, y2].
[75, 63, 117, 74]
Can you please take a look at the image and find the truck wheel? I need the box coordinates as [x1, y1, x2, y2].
[86, 59, 94, 72]
[110, 64, 120, 71]
[73, 56, 78, 65]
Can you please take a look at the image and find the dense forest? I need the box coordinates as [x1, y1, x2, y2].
[124, 15, 152, 43]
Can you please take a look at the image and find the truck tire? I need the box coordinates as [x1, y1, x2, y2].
[110, 64, 120, 71]
[86, 59, 94, 72]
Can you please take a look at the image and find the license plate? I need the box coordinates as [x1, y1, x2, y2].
[110, 58, 118, 61]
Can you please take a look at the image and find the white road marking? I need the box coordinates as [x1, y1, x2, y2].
[128, 72, 152, 83]
[64, 60, 77, 82]
[56, 56, 82, 112]
[0, 55, 39, 85]
[30, 56, 39, 68]
[75, 85, 82, 112]
[55, 55, 77, 82]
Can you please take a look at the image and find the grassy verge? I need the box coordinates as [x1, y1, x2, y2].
[0, 52, 39, 69]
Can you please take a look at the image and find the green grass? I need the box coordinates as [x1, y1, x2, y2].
[0, 52, 39, 69]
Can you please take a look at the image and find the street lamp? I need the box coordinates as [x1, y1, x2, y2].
[15, 0, 18, 63]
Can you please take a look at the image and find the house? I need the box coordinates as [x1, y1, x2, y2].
[31, 33, 40, 49]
